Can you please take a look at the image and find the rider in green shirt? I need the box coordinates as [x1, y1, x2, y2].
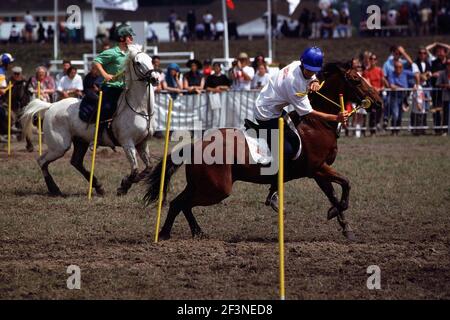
[92, 23, 135, 120]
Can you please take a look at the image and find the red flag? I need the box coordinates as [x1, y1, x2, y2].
[226, 0, 235, 10]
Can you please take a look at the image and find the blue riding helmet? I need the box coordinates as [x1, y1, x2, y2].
[1, 53, 14, 66]
[300, 47, 323, 72]
[167, 63, 180, 73]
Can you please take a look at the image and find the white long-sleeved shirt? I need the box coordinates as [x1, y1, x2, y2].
[57, 74, 83, 92]
[254, 61, 316, 121]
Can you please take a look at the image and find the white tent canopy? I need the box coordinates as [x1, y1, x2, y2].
[237, 13, 290, 38]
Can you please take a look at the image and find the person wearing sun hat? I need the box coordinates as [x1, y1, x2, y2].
[230, 52, 255, 91]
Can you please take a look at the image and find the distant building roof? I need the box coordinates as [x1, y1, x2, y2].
[0, 0, 90, 12]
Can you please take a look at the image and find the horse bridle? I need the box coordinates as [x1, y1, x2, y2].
[343, 71, 373, 113]
[116, 53, 158, 130]
[132, 52, 159, 84]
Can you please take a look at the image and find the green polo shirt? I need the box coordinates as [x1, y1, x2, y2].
[93, 46, 127, 89]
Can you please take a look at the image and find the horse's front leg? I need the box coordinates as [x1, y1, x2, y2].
[135, 139, 153, 182]
[313, 164, 355, 241]
[117, 144, 139, 196]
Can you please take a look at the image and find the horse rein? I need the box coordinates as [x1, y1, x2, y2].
[295, 80, 372, 117]
[111, 54, 157, 133]
[127, 53, 157, 127]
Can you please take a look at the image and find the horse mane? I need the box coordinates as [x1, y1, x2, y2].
[123, 44, 143, 89]
[318, 61, 351, 80]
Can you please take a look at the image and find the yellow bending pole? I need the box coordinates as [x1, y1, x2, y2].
[88, 91, 103, 200]
[278, 117, 285, 300]
[7, 82, 12, 156]
[339, 94, 345, 113]
[154, 97, 173, 243]
[37, 81, 42, 156]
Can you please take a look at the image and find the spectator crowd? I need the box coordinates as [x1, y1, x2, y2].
[344, 42, 449, 136]
[1, 3, 449, 46]
[160, 1, 449, 42]
[0, 6, 449, 139]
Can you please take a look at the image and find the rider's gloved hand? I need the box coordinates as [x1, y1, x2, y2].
[337, 111, 349, 124]
[309, 81, 321, 92]
[103, 73, 114, 82]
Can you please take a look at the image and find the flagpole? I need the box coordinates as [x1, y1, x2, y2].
[92, 1, 97, 56]
[267, 0, 273, 62]
[221, 0, 229, 61]
[54, 0, 58, 60]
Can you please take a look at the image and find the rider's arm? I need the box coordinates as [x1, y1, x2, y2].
[93, 62, 113, 82]
[310, 110, 348, 122]
[290, 95, 348, 123]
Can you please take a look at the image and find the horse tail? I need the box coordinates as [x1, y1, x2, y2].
[20, 99, 52, 140]
[143, 154, 183, 206]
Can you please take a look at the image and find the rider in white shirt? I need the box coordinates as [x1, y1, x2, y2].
[253, 46, 349, 210]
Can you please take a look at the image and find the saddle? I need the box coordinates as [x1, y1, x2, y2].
[79, 94, 120, 147]
[79, 94, 110, 124]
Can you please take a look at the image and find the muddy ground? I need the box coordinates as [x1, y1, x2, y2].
[0, 135, 449, 299]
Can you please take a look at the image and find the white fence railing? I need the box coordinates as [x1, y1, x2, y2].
[154, 91, 259, 131]
[153, 88, 450, 135]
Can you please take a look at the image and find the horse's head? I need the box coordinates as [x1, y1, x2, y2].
[127, 44, 159, 86]
[319, 63, 383, 112]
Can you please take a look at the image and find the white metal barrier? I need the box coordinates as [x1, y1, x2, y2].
[49, 59, 87, 76]
[153, 88, 449, 135]
[154, 91, 259, 131]
[346, 88, 449, 135]
[154, 51, 195, 73]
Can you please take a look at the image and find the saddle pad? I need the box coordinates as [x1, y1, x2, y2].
[283, 114, 302, 161]
[242, 129, 272, 165]
[79, 97, 95, 123]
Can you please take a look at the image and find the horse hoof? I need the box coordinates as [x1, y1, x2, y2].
[49, 191, 63, 197]
[116, 187, 128, 196]
[343, 230, 357, 241]
[158, 232, 171, 241]
[327, 206, 340, 220]
[96, 186, 106, 196]
[192, 231, 208, 240]
[265, 192, 279, 212]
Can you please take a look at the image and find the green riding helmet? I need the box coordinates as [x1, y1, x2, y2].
[116, 24, 136, 39]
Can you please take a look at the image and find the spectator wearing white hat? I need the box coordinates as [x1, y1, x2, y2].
[230, 52, 255, 91]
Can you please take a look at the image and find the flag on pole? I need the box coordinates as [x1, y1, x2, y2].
[226, 0, 235, 10]
[287, 0, 301, 15]
[93, 0, 138, 11]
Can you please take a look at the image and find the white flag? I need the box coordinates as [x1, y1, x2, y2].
[287, 0, 301, 15]
[93, 0, 138, 11]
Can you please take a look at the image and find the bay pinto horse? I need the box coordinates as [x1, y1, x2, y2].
[144, 62, 383, 241]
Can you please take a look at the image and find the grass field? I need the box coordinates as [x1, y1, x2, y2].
[0, 134, 449, 299]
